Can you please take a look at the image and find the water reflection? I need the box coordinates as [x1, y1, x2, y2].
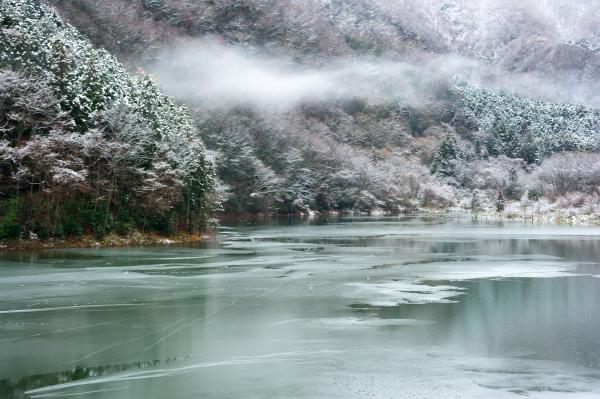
[1, 217, 600, 398]
[0, 358, 183, 399]
[364, 276, 600, 368]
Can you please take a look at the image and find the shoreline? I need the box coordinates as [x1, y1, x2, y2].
[464, 209, 600, 226]
[2, 208, 599, 251]
[0, 231, 207, 252]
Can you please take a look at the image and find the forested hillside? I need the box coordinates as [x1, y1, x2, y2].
[47, 0, 600, 218]
[3, 0, 600, 242]
[0, 0, 214, 240]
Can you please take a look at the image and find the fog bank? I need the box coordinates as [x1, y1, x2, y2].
[149, 37, 600, 111]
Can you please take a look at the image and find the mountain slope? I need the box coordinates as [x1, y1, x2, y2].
[7, 0, 600, 221]
[0, 0, 214, 239]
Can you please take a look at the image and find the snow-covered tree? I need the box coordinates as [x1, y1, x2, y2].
[0, 0, 214, 237]
[495, 190, 506, 213]
[451, 79, 600, 161]
[431, 132, 463, 176]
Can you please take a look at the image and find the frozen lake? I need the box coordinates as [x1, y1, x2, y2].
[1, 216, 600, 398]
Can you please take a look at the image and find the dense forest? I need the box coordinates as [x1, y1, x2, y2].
[0, 0, 214, 240]
[2, 0, 600, 241]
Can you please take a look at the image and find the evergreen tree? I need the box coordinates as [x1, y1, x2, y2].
[452, 79, 600, 161]
[431, 133, 463, 176]
[470, 190, 481, 217]
[473, 137, 482, 159]
[49, 39, 84, 127]
[495, 190, 506, 213]
[491, 120, 520, 158]
[519, 125, 541, 164]
[505, 167, 522, 200]
[0, 0, 215, 236]
[485, 134, 499, 157]
[83, 55, 106, 115]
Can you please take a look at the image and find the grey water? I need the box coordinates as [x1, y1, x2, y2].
[1, 216, 600, 398]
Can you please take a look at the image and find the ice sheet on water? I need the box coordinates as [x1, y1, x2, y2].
[449, 355, 600, 398]
[347, 281, 465, 305]
[22, 344, 600, 399]
[346, 255, 579, 306]
[3, 218, 600, 398]
[316, 346, 600, 399]
[311, 317, 436, 328]
[403, 259, 579, 281]
[223, 240, 328, 250]
[244, 221, 600, 242]
[271, 317, 435, 328]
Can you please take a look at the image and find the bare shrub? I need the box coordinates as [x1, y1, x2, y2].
[535, 152, 600, 198]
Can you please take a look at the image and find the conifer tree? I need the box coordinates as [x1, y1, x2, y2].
[0, 0, 215, 236]
[451, 80, 600, 161]
[83, 55, 106, 115]
[505, 167, 521, 200]
[470, 190, 481, 218]
[495, 190, 506, 213]
[431, 133, 463, 176]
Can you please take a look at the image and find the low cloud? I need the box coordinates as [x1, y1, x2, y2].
[149, 37, 600, 112]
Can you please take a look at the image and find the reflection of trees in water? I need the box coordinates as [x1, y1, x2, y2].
[353, 276, 600, 369]
[428, 238, 600, 263]
[0, 357, 182, 399]
[287, 234, 600, 264]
